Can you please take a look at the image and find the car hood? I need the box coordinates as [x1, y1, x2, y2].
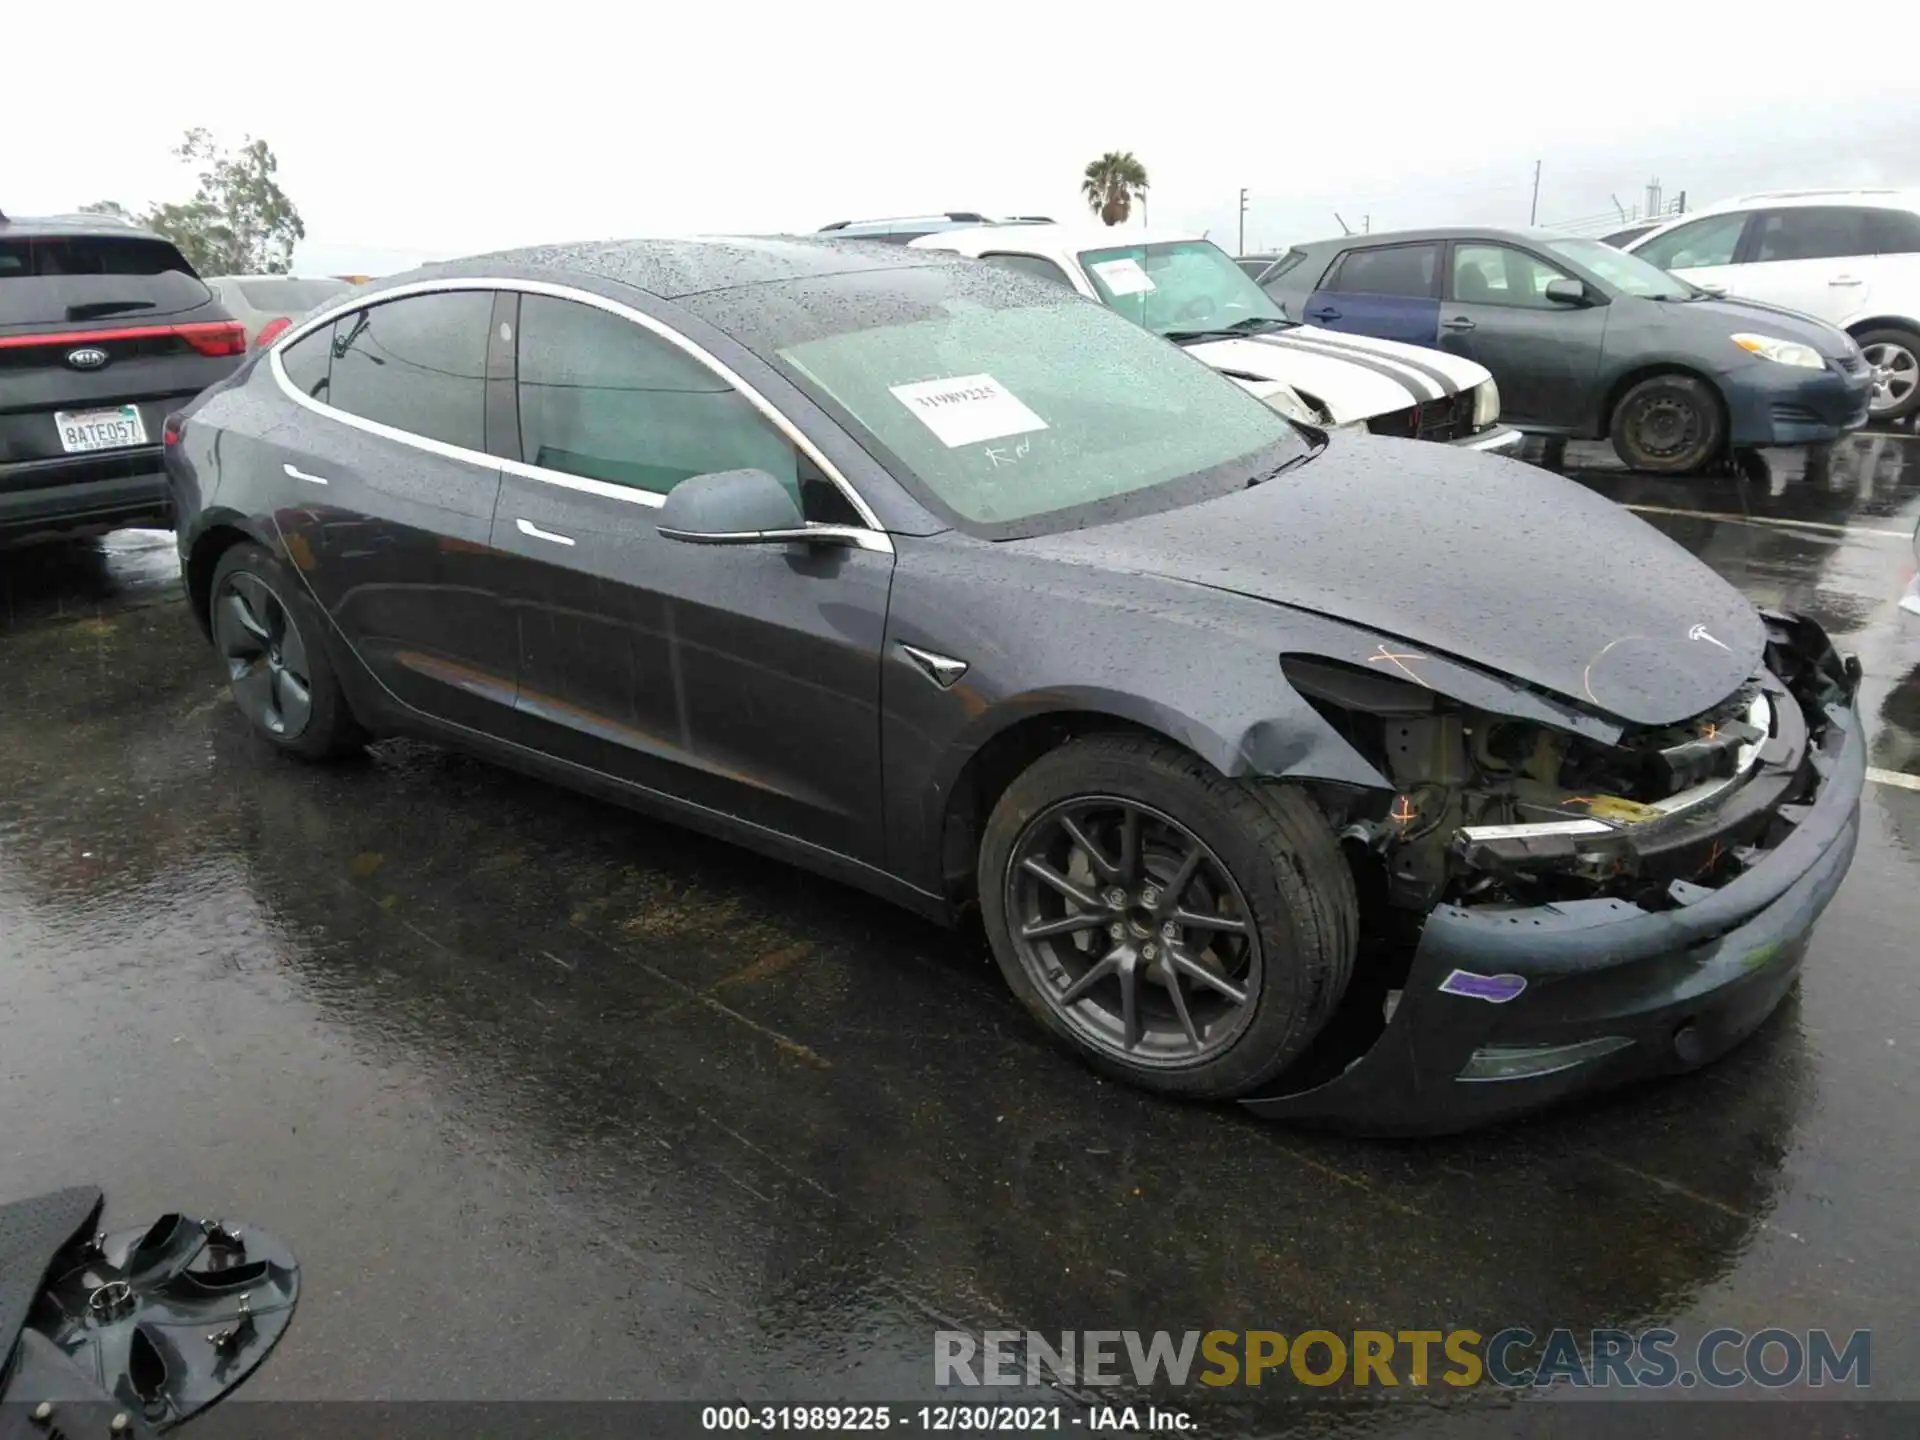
[1636, 293, 1855, 356]
[1008, 435, 1764, 727]
[1185, 325, 1491, 425]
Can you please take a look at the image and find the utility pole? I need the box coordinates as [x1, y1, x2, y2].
[1237, 188, 1248, 255]
[1529, 160, 1542, 226]
[1645, 176, 1663, 219]
[1334, 211, 1353, 236]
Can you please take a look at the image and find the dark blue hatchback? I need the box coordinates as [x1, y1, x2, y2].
[1257, 228, 1872, 473]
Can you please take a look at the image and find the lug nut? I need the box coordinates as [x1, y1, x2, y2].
[1160, 921, 1179, 940]
[1104, 888, 1127, 908]
[1142, 942, 1157, 960]
[1108, 922, 1125, 940]
[30, 1402, 53, 1424]
[1141, 887, 1160, 907]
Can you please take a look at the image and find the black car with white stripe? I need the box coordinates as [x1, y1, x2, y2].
[910, 223, 1520, 449]
[0, 210, 245, 542]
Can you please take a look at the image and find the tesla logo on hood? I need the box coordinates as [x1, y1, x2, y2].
[1688, 624, 1732, 652]
[66, 346, 110, 370]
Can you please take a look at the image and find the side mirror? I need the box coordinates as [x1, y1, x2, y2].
[1543, 278, 1591, 307]
[657, 468, 835, 547]
[1698, 283, 1728, 298]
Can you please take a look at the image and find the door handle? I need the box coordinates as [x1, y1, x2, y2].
[515, 517, 576, 547]
[1829, 275, 1863, 286]
[283, 463, 330, 486]
[1441, 316, 1477, 331]
[1307, 307, 1341, 321]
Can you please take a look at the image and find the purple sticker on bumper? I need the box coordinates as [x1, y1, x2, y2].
[1438, 969, 1528, 1003]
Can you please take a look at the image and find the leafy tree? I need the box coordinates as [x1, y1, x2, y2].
[142, 129, 305, 276]
[1081, 152, 1150, 227]
[77, 200, 133, 219]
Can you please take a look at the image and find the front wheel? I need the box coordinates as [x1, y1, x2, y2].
[209, 542, 365, 761]
[1855, 326, 1920, 423]
[978, 735, 1357, 1100]
[1609, 373, 1724, 474]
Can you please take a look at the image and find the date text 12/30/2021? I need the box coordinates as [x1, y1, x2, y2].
[701, 1405, 1194, 1432]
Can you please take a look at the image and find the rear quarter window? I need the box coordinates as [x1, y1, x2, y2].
[0, 235, 212, 327]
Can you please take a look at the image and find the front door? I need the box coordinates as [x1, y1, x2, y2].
[488, 291, 893, 864]
[269, 289, 517, 733]
[1735, 206, 1877, 328]
[1439, 242, 1607, 431]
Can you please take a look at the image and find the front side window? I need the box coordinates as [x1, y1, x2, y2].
[1634, 212, 1746, 270]
[1544, 237, 1693, 299]
[1076, 239, 1289, 336]
[979, 252, 1077, 289]
[1323, 244, 1440, 299]
[775, 293, 1300, 531]
[1451, 244, 1572, 307]
[1751, 206, 1873, 263]
[327, 291, 491, 452]
[515, 294, 802, 502]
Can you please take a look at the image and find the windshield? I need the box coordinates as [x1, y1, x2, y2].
[775, 293, 1303, 533]
[1545, 238, 1696, 300]
[1076, 240, 1290, 337]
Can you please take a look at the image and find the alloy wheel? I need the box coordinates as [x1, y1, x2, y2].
[1004, 796, 1260, 1068]
[213, 570, 313, 739]
[1862, 342, 1917, 415]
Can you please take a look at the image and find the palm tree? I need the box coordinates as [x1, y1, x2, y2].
[1081, 152, 1149, 227]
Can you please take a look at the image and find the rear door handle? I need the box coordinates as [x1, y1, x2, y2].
[515, 517, 576, 547]
[283, 463, 330, 486]
[1307, 307, 1341, 321]
[1829, 275, 1863, 286]
[1441, 316, 1477, 331]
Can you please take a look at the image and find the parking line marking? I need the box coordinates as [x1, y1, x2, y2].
[1623, 503, 1915, 541]
[1869, 767, 1920, 792]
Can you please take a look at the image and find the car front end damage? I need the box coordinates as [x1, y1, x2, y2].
[1246, 611, 1865, 1135]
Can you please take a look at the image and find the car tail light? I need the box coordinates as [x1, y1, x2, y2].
[179, 320, 248, 357]
[254, 316, 292, 349]
[163, 414, 183, 447]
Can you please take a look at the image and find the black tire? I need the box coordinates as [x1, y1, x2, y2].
[1608, 373, 1725, 474]
[208, 542, 365, 761]
[978, 734, 1358, 1100]
[1853, 326, 1920, 423]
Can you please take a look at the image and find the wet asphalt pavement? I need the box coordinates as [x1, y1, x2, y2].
[3, 433, 1919, 1435]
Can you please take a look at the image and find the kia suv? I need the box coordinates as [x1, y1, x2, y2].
[1627, 191, 1920, 423]
[1, 211, 245, 542]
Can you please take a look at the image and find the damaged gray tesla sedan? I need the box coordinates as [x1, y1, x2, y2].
[163, 237, 1866, 1134]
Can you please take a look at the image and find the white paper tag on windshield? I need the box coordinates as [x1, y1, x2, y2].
[1090, 257, 1154, 296]
[888, 373, 1049, 449]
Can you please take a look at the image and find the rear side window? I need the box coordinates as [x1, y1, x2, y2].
[1323, 244, 1440, 298]
[0, 234, 211, 326]
[1634, 212, 1747, 270]
[979, 252, 1076, 288]
[1751, 207, 1873, 263]
[1868, 208, 1920, 254]
[279, 324, 332, 401]
[514, 294, 801, 500]
[326, 292, 491, 453]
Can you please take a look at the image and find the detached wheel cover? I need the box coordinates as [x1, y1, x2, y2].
[1004, 795, 1262, 1068]
[212, 570, 314, 740]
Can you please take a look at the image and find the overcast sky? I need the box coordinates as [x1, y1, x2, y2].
[10, 2, 1920, 274]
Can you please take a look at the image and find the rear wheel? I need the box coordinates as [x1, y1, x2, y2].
[209, 542, 364, 761]
[978, 734, 1357, 1100]
[1855, 326, 1920, 423]
[1609, 373, 1724, 474]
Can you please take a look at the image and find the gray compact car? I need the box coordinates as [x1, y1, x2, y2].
[164, 236, 1865, 1133]
[203, 274, 357, 349]
[1258, 228, 1874, 472]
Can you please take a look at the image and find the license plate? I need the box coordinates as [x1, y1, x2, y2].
[54, 405, 148, 454]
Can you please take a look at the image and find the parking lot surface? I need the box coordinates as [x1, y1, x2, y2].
[3, 434, 1918, 1432]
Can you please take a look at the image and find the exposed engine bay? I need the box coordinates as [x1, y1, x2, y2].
[1285, 612, 1854, 919]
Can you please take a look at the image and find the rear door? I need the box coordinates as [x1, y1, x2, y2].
[267, 288, 518, 732]
[1441, 241, 1606, 430]
[1734, 206, 1877, 326]
[1300, 242, 1443, 346]
[489, 290, 893, 863]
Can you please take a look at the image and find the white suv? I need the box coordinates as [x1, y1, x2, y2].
[1627, 190, 1920, 423]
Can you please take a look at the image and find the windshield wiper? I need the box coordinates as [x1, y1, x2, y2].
[66, 300, 156, 320]
[1164, 316, 1290, 344]
[1245, 446, 1318, 488]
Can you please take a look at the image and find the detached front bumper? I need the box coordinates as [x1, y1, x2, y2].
[1244, 631, 1866, 1137]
